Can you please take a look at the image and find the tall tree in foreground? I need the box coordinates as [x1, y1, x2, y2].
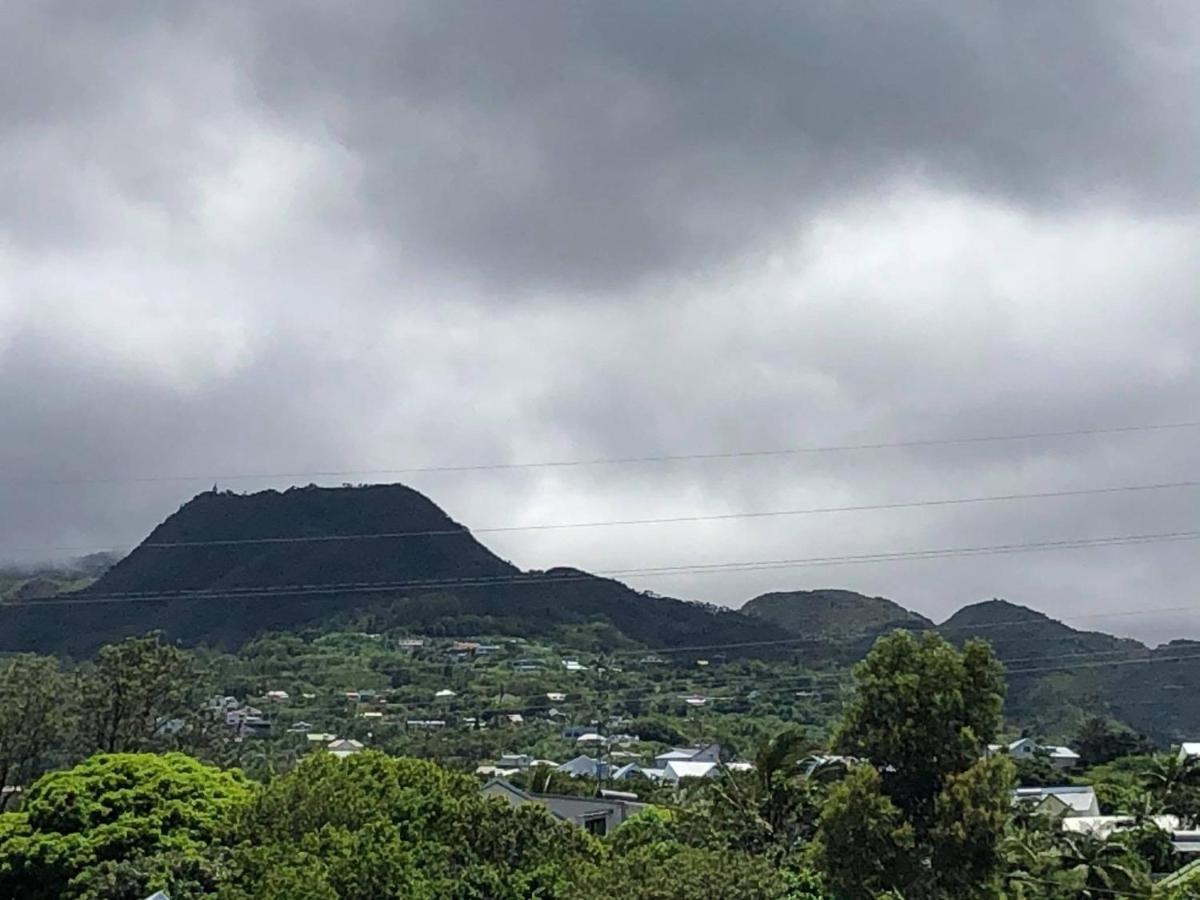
[78, 633, 200, 754]
[0, 655, 75, 809]
[816, 631, 1014, 899]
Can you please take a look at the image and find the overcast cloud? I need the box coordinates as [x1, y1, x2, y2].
[2, 0, 1197, 644]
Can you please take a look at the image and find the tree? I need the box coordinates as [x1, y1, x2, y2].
[1073, 718, 1154, 768]
[78, 633, 201, 754]
[222, 750, 599, 899]
[814, 765, 915, 899]
[0, 752, 249, 900]
[1057, 832, 1151, 898]
[0, 655, 75, 810]
[819, 631, 1013, 899]
[834, 631, 1006, 836]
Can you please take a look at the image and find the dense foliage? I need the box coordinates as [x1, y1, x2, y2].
[3, 626, 1198, 898]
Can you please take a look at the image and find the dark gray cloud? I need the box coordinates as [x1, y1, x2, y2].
[1, 1, 1198, 645]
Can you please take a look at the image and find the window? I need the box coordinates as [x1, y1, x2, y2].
[582, 815, 607, 837]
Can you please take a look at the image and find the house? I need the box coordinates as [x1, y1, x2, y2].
[286, 721, 314, 733]
[1062, 815, 1200, 855]
[326, 738, 365, 759]
[576, 732, 605, 745]
[561, 724, 595, 739]
[558, 755, 608, 778]
[265, 690, 289, 701]
[406, 719, 446, 729]
[396, 638, 425, 650]
[663, 760, 719, 782]
[684, 695, 708, 707]
[498, 753, 534, 770]
[507, 713, 524, 725]
[512, 659, 543, 673]
[562, 659, 588, 672]
[546, 692, 566, 702]
[481, 778, 645, 836]
[612, 763, 647, 781]
[434, 689, 457, 699]
[1012, 786, 1100, 818]
[653, 743, 722, 769]
[987, 738, 1080, 769]
[306, 732, 337, 743]
[1178, 743, 1200, 763]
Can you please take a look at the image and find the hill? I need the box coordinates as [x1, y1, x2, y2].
[742, 588, 932, 641]
[0, 484, 789, 656]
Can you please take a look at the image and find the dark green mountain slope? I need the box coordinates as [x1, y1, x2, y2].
[0, 484, 789, 656]
[742, 588, 932, 640]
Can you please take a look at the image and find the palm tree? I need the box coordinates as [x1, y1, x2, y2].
[1057, 833, 1150, 899]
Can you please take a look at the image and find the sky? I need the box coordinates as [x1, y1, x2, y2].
[1, 1, 1197, 644]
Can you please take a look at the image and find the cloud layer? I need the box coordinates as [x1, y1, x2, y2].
[2, 1, 1198, 643]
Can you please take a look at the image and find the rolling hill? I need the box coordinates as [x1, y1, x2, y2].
[742, 588, 933, 640]
[0, 484, 790, 656]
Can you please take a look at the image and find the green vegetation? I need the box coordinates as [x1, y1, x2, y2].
[2, 627, 1197, 898]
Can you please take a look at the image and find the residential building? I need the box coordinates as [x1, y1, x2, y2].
[481, 778, 645, 836]
[663, 760, 719, 782]
[326, 738, 365, 759]
[987, 738, 1080, 769]
[558, 755, 608, 779]
[653, 743, 722, 769]
[1178, 742, 1200, 763]
[1012, 785, 1100, 818]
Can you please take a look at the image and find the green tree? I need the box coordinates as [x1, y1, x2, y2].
[0, 655, 75, 809]
[78, 633, 202, 754]
[819, 631, 1013, 899]
[814, 765, 915, 899]
[0, 752, 249, 900]
[1073, 718, 1154, 768]
[222, 750, 598, 899]
[1057, 832, 1151, 898]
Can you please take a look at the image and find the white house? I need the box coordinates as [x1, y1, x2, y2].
[326, 738, 365, 759]
[989, 738, 1080, 770]
[663, 760, 719, 782]
[654, 743, 722, 769]
[1013, 785, 1100, 818]
[1178, 743, 1200, 763]
[562, 660, 588, 672]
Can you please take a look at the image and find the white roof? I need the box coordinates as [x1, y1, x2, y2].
[656, 748, 699, 762]
[576, 732, 605, 743]
[1062, 815, 1180, 837]
[1180, 742, 1200, 758]
[1014, 785, 1097, 814]
[434, 689, 456, 697]
[664, 760, 719, 781]
[546, 692, 566, 701]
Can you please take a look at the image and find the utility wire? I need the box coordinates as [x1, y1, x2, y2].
[3, 529, 1198, 608]
[9, 477, 1195, 556]
[5, 419, 1198, 487]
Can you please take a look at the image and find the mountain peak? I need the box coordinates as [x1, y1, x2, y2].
[741, 588, 932, 639]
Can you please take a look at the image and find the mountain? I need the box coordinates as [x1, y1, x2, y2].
[0, 484, 789, 656]
[742, 588, 932, 642]
[937, 598, 1144, 663]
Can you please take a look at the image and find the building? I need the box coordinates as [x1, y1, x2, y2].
[326, 738, 365, 759]
[653, 743, 722, 768]
[480, 778, 645, 836]
[1012, 785, 1100, 818]
[1178, 742, 1200, 763]
[558, 754, 608, 779]
[988, 738, 1080, 769]
[663, 760, 719, 782]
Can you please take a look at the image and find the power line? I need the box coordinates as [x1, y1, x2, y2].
[2, 528, 1198, 608]
[10, 477, 1195, 556]
[5, 419, 1198, 487]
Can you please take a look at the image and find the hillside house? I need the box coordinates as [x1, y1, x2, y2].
[653, 743, 722, 768]
[481, 778, 644, 836]
[326, 738, 365, 759]
[1013, 785, 1100, 818]
[558, 755, 608, 778]
[988, 738, 1080, 769]
[1178, 743, 1200, 763]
